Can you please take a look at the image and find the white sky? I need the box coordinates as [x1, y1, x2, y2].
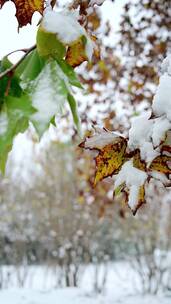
[0, 0, 126, 61]
[0, 2, 40, 62]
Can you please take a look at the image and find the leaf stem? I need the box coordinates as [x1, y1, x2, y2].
[0, 45, 36, 80]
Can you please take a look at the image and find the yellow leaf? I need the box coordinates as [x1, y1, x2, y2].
[122, 184, 146, 216]
[132, 185, 146, 216]
[87, 11, 101, 31]
[133, 150, 146, 171]
[149, 155, 171, 177]
[0, 0, 44, 27]
[94, 138, 127, 186]
[66, 36, 88, 68]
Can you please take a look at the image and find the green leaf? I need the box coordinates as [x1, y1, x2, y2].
[50, 115, 56, 127]
[0, 60, 22, 108]
[30, 60, 69, 136]
[0, 94, 36, 173]
[56, 58, 83, 89]
[67, 93, 81, 134]
[1, 57, 13, 69]
[6, 94, 36, 117]
[36, 26, 66, 60]
[16, 49, 45, 82]
[16, 52, 33, 76]
[114, 183, 125, 196]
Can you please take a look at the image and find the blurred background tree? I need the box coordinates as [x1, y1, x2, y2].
[0, 0, 170, 296]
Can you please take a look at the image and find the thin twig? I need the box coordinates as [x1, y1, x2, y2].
[5, 48, 30, 57]
[0, 45, 36, 80]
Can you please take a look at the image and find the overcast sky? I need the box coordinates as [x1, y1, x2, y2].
[0, 0, 126, 61]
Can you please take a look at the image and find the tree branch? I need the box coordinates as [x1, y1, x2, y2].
[0, 45, 36, 80]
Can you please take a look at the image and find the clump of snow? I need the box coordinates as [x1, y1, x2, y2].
[128, 55, 171, 165]
[42, 10, 83, 44]
[42, 9, 94, 60]
[31, 61, 68, 134]
[114, 160, 147, 210]
[150, 171, 170, 186]
[128, 114, 159, 164]
[90, 0, 105, 5]
[152, 117, 171, 147]
[0, 112, 8, 136]
[152, 54, 171, 121]
[128, 113, 171, 164]
[161, 54, 171, 75]
[139, 142, 159, 164]
[84, 128, 123, 149]
[152, 74, 171, 121]
[128, 113, 152, 147]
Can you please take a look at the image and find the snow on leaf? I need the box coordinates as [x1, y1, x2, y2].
[80, 129, 127, 186]
[30, 60, 69, 136]
[0, 0, 44, 27]
[114, 160, 147, 215]
[152, 117, 171, 147]
[82, 128, 124, 150]
[80, 55, 171, 215]
[89, 0, 105, 5]
[40, 9, 94, 66]
[42, 9, 85, 45]
[152, 54, 171, 121]
[129, 185, 145, 216]
[150, 170, 170, 187]
[0, 111, 8, 136]
[128, 113, 159, 164]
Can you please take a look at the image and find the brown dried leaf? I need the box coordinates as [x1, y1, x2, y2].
[80, 130, 127, 186]
[0, 0, 44, 27]
[149, 155, 171, 178]
[133, 150, 146, 171]
[121, 184, 146, 216]
[94, 139, 127, 185]
[132, 185, 146, 216]
[87, 11, 101, 30]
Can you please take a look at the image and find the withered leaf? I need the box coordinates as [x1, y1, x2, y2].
[131, 185, 146, 216]
[120, 184, 146, 216]
[80, 129, 127, 185]
[87, 11, 101, 31]
[94, 139, 127, 185]
[66, 36, 88, 68]
[0, 0, 44, 27]
[149, 155, 171, 177]
[133, 150, 146, 171]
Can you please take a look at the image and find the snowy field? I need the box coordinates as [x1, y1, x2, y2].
[1, 288, 171, 304]
[0, 263, 170, 304]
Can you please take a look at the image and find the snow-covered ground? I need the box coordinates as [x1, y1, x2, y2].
[1, 287, 171, 304]
[0, 263, 170, 304]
